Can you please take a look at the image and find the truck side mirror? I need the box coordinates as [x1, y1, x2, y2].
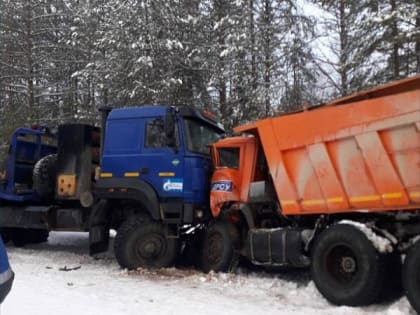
[164, 107, 176, 148]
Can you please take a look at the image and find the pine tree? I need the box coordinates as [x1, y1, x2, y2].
[312, 0, 386, 96]
[370, 0, 420, 80]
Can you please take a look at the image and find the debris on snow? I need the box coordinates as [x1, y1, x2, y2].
[59, 265, 81, 272]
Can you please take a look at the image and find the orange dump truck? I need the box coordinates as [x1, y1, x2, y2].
[201, 76, 420, 309]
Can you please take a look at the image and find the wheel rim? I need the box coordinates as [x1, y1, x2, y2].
[206, 231, 224, 267]
[135, 233, 166, 261]
[325, 244, 358, 285]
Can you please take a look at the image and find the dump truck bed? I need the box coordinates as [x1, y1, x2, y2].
[235, 76, 420, 215]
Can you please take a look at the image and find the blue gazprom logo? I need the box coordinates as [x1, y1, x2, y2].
[211, 181, 233, 192]
[163, 178, 183, 192]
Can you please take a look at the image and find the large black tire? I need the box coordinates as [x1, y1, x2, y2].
[11, 229, 28, 247]
[381, 252, 403, 302]
[403, 242, 420, 314]
[311, 224, 386, 306]
[114, 215, 178, 270]
[200, 220, 240, 273]
[27, 229, 50, 244]
[32, 154, 57, 201]
[11, 228, 49, 247]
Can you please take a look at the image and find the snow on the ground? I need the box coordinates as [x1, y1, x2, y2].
[1, 232, 415, 315]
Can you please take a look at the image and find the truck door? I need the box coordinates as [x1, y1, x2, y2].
[182, 118, 223, 207]
[139, 118, 184, 199]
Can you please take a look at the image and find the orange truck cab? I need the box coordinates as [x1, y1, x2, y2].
[203, 76, 420, 310]
[210, 136, 261, 218]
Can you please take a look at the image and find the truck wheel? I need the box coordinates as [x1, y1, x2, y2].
[33, 154, 57, 201]
[11, 229, 28, 247]
[114, 215, 178, 270]
[11, 228, 49, 247]
[311, 224, 385, 306]
[403, 242, 420, 314]
[380, 252, 402, 302]
[27, 229, 49, 244]
[201, 220, 240, 273]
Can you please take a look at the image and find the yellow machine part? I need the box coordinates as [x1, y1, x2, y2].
[57, 174, 77, 197]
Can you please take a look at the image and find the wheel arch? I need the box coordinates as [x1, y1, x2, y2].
[95, 178, 161, 221]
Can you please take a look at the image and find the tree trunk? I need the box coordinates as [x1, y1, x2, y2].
[263, 0, 272, 116]
[215, 0, 227, 120]
[249, 0, 257, 92]
[390, 0, 400, 79]
[339, 0, 348, 96]
[25, 2, 35, 120]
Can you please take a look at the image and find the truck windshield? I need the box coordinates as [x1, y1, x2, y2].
[184, 119, 223, 155]
[218, 147, 239, 168]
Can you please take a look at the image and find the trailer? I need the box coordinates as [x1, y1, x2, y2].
[204, 76, 420, 308]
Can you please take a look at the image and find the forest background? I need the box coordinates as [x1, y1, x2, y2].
[0, 0, 419, 138]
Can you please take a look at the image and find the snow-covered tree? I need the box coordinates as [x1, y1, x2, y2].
[311, 0, 386, 96]
[1, 0, 416, 135]
[369, 0, 420, 81]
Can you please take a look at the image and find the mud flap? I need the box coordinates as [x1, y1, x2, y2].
[89, 200, 110, 255]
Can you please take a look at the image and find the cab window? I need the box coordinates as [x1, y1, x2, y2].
[145, 118, 166, 148]
[218, 147, 240, 168]
[184, 119, 222, 155]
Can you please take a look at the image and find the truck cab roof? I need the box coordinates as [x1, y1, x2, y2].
[108, 105, 225, 133]
[108, 105, 168, 120]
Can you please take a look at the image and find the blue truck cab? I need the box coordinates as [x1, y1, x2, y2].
[94, 105, 224, 269]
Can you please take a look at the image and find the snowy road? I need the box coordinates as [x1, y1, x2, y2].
[2, 232, 415, 315]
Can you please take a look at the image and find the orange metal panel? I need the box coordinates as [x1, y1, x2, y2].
[307, 142, 350, 210]
[355, 132, 409, 206]
[283, 147, 325, 212]
[379, 124, 420, 203]
[256, 122, 301, 214]
[328, 137, 381, 209]
[240, 139, 259, 202]
[235, 76, 420, 151]
[326, 75, 420, 106]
